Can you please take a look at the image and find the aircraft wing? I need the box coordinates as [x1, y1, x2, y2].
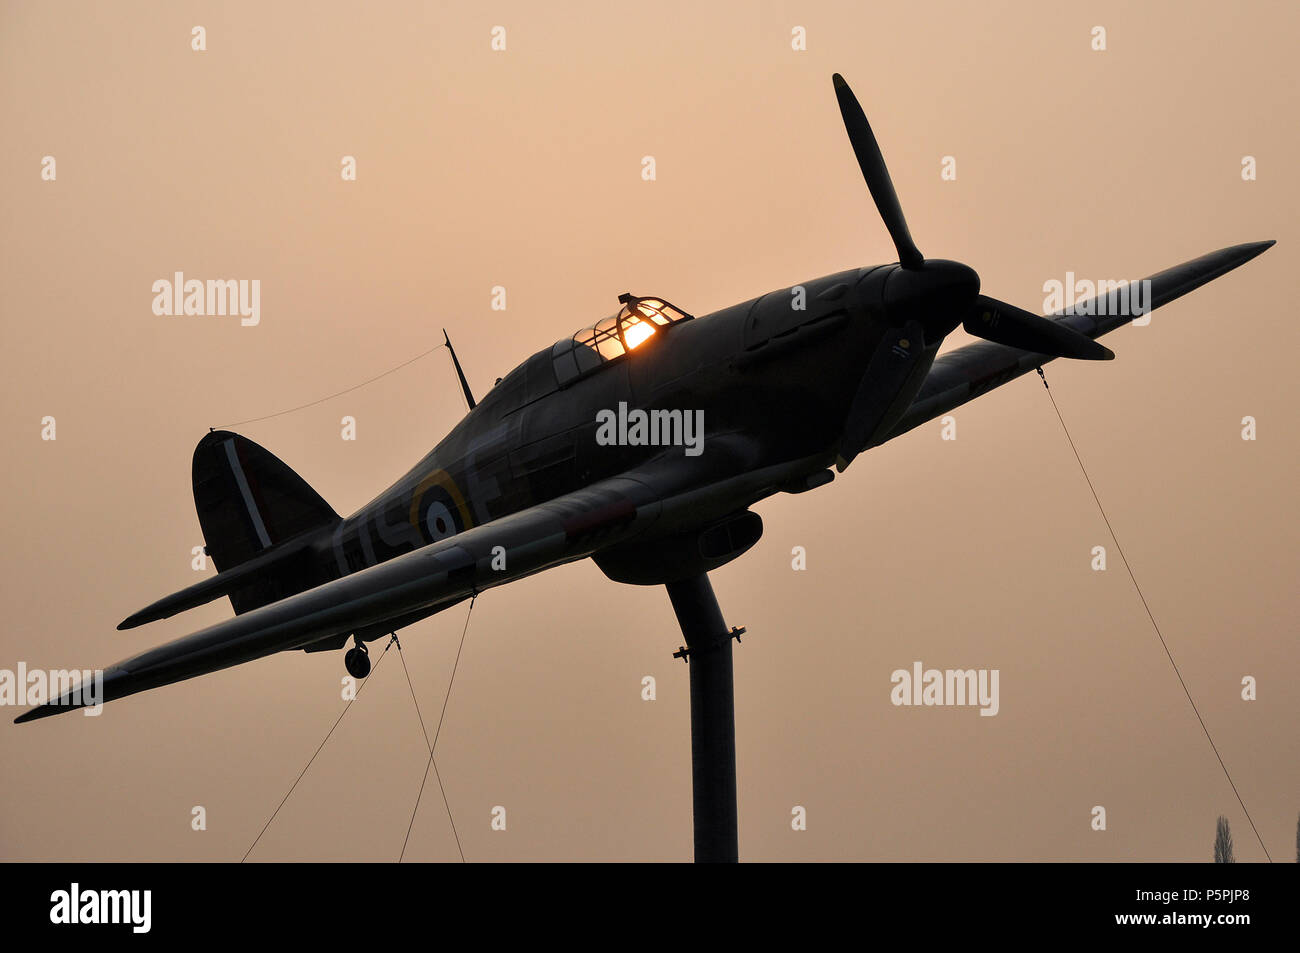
[17, 434, 808, 723]
[883, 241, 1274, 441]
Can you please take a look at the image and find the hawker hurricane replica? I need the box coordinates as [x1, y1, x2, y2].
[17, 74, 1273, 863]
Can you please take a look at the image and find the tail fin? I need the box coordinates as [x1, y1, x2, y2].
[192, 430, 340, 614]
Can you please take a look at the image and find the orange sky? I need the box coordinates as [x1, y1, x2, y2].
[1, 0, 1295, 861]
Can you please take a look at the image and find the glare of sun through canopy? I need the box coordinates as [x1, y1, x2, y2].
[623, 318, 656, 349]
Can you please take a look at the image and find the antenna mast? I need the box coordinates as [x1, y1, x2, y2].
[442, 329, 477, 410]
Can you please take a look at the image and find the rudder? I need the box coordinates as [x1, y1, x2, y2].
[193, 430, 341, 613]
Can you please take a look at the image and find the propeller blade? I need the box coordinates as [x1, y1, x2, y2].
[833, 73, 923, 270]
[964, 295, 1115, 360]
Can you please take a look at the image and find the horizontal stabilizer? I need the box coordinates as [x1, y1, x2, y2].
[117, 534, 321, 629]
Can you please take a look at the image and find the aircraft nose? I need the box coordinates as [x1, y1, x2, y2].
[882, 259, 981, 340]
[924, 259, 980, 297]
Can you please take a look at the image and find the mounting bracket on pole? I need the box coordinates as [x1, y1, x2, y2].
[665, 574, 739, 863]
[673, 625, 746, 663]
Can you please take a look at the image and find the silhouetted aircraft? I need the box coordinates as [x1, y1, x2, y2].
[16, 74, 1273, 861]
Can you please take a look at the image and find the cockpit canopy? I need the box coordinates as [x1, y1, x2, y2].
[551, 294, 693, 386]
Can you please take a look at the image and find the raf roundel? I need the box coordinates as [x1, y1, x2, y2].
[423, 497, 458, 542]
[412, 475, 469, 544]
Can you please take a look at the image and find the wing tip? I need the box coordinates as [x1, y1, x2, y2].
[1224, 239, 1275, 267]
[116, 611, 151, 630]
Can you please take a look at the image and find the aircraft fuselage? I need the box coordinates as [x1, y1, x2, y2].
[326, 265, 924, 592]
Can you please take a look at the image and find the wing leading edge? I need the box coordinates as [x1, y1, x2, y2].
[883, 241, 1275, 442]
[17, 474, 655, 723]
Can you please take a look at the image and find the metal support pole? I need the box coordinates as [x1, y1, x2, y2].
[666, 573, 738, 863]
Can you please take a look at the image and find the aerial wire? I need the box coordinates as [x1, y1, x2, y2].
[216, 341, 447, 429]
[1035, 367, 1272, 862]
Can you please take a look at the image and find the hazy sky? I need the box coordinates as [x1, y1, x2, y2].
[1, 0, 1295, 862]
